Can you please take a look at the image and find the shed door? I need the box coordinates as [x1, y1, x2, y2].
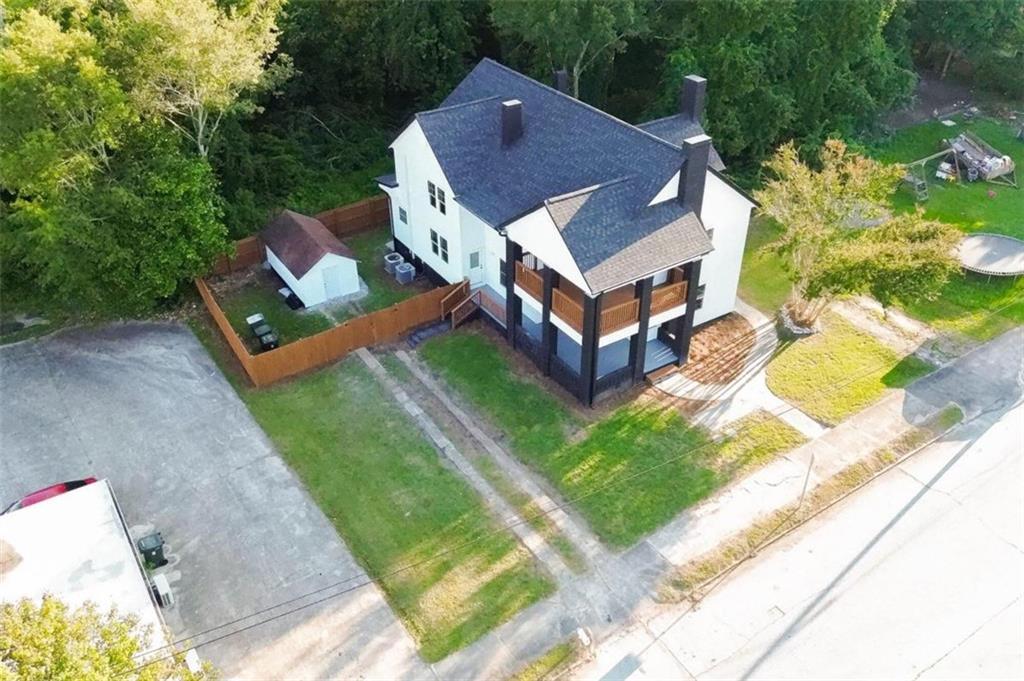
[323, 264, 346, 300]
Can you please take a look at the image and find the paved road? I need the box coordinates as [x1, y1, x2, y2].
[576, 398, 1024, 680]
[0, 324, 430, 680]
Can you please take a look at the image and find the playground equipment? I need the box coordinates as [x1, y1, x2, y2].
[903, 130, 1018, 201]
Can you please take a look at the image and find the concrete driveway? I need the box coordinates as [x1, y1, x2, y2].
[0, 323, 430, 680]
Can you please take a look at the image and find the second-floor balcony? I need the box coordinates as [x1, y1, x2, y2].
[515, 262, 687, 336]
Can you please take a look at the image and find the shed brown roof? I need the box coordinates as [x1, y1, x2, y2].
[261, 210, 355, 279]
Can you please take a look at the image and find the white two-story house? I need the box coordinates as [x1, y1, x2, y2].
[377, 59, 755, 405]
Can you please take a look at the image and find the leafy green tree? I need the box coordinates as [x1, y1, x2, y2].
[281, 0, 474, 110]
[0, 9, 135, 196]
[105, 0, 288, 157]
[3, 123, 227, 314]
[491, 0, 651, 98]
[908, 0, 1023, 78]
[1, 2, 229, 314]
[647, 0, 914, 165]
[755, 139, 957, 326]
[0, 596, 211, 680]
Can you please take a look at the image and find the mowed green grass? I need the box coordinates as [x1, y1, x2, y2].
[344, 225, 420, 313]
[737, 217, 790, 315]
[218, 281, 334, 349]
[864, 116, 1024, 338]
[420, 332, 806, 548]
[766, 313, 933, 426]
[241, 358, 554, 661]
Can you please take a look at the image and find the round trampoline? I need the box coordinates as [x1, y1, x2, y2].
[957, 233, 1024, 277]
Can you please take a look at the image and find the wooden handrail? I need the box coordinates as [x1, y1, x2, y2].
[600, 298, 640, 333]
[440, 279, 470, 317]
[514, 262, 544, 300]
[650, 281, 687, 315]
[551, 288, 584, 332]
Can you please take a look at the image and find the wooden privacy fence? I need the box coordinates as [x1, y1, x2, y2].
[195, 278, 465, 387]
[210, 195, 391, 276]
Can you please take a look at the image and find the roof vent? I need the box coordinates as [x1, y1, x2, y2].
[678, 134, 711, 218]
[680, 75, 707, 122]
[552, 69, 570, 95]
[502, 99, 523, 146]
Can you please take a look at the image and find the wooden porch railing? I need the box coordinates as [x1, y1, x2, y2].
[440, 279, 471, 317]
[514, 261, 544, 300]
[600, 299, 640, 333]
[551, 288, 584, 332]
[650, 281, 687, 315]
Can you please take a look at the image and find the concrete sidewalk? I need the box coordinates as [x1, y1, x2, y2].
[432, 327, 1022, 679]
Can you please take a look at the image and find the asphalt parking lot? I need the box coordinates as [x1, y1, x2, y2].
[0, 323, 429, 680]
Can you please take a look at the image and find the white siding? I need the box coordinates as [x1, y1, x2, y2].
[389, 121, 464, 283]
[505, 207, 590, 293]
[693, 172, 752, 324]
[266, 248, 358, 308]
[483, 225, 507, 297]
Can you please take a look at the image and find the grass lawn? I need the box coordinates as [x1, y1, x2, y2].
[766, 313, 933, 425]
[344, 226, 420, 313]
[863, 116, 1024, 339]
[217, 278, 334, 349]
[737, 216, 790, 315]
[237, 357, 554, 661]
[420, 331, 806, 548]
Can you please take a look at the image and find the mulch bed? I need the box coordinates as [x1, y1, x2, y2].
[679, 313, 757, 385]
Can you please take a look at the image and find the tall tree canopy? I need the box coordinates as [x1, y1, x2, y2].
[0, 596, 210, 680]
[491, 0, 651, 98]
[646, 0, 914, 166]
[755, 139, 958, 327]
[908, 0, 1024, 97]
[0, 0, 260, 313]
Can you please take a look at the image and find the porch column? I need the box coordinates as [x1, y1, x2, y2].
[675, 259, 703, 366]
[504, 239, 522, 345]
[579, 293, 603, 406]
[629, 277, 654, 382]
[540, 267, 558, 375]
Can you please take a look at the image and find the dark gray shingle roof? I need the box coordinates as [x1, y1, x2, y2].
[636, 114, 725, 171]
[410, 59, 718, 292]
[545, 181, 713, 292]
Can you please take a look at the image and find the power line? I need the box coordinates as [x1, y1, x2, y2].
[128, 296, 1023, 675]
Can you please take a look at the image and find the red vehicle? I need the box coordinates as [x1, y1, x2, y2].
[2, 477, 98, 514]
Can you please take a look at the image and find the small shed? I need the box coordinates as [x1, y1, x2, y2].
[261, 210, 359, 307]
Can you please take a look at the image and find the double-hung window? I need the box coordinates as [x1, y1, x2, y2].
[427, 181, 447, 215]
[398, 207, 408, 224]
[430, 229, 449, 263]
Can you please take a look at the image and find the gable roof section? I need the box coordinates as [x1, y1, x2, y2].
[261, 210, 354, 279]
[545, 181, 713, 292]
[409, 58, 733, 292]
[636, 114, 726, 171]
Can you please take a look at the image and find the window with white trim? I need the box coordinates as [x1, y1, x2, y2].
[430, 230, 449, 263]
[398, 207, 407, 224]
[437, 188, 446, 215]
[428, 181, 437, 208]
[469, 251, 480, 269]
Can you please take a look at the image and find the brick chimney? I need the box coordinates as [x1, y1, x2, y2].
[680, 75, 707, 122]
[678, 134, 711, 217]
[502, 99, 523, 146]
[552, 69, 570, 95]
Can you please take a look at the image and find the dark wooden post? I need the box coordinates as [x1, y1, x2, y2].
[630, 277, 654, 382]
[579, 293, 603, 406]
[505, 239, 522, 345]
[675, 259, 702, 366]
[540, 267, 558, 375]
